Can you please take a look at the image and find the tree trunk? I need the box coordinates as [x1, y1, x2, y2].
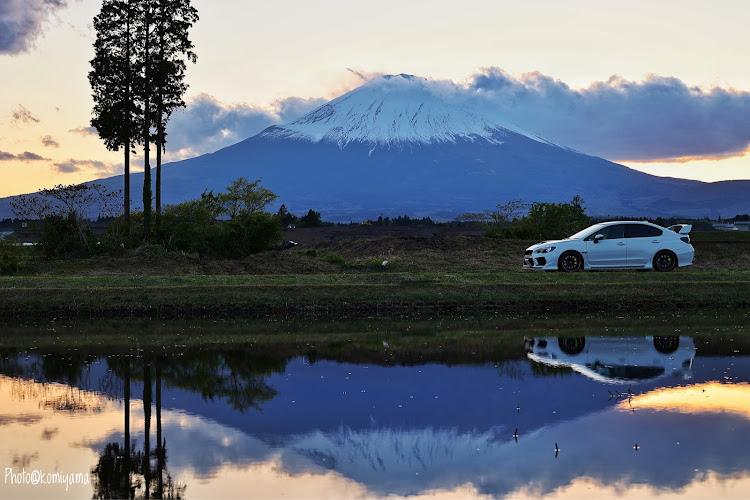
[142, 6, 152, 238]
[156, 361, 163, 499]
[143, 359, 152, 499]
[155, 1, 165, 221]
[124, 1, 131, 238]
[124, 146, 130, 237]
[155, 116, 162, 221]
[124, 361, 131, 498]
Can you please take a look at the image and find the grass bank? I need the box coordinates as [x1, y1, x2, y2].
[1, 312, 748, 361]
[1, 269, 749, 319]
[1, 235, 748, 319]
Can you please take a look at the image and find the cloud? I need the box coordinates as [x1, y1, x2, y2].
[17, 151, 48, 161]
[0, 0, 68, 55]
[49, 69, 750, 168]
[345, 68, 386, 83]
[0, 150, 49, 161]
[68, 125, 97, 137]
[52, 158, 119, 174]
[464, 68, 750, 162]
[164, 93, 327, 159]
[11, 104, 40, 124]
[41, 134, 59, 147]
[275, 96, 329, 123]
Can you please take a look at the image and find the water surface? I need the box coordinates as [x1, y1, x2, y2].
[0, 315, 748, 498]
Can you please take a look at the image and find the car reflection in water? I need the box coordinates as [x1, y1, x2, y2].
[525, 336, 696, 384]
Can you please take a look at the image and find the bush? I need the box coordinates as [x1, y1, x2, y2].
[223, 212, 282, 257]
[11, 183, 122, 258]
[322, 253, 348, 266]
[0, 236, 23, 275]
[483, 198, 590, 241]
[516, 202, 590, 240]
[299, 209, 323, 228]
[157, 200, 223, 256]
[154, 199, 282, 258]
[39, 214, 95, 258]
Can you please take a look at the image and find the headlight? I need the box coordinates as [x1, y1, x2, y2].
[535, 246, 556, 254]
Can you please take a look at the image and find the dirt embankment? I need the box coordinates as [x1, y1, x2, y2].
[12, 226, 750, 277]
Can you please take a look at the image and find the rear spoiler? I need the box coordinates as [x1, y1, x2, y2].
[668, 224, 692, 235]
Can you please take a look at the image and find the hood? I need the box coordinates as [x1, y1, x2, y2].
[526, 239, 570, 251]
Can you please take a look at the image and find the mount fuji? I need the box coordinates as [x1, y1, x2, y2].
[2, 74, 748, 220]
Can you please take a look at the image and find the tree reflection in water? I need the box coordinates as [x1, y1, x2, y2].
[93, 356, 186, 499]
[88, 350, 286, 499]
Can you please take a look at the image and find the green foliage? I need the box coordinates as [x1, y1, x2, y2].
[11, 183, 121, 258]
[322, 253, 348, 266]
[153, 178, 282, 257]
[157, 199, 222, 255]
[90, 0, 199, 234]
[89, 0, 142, 154]
[512, 201, 590, 240]
[0, 236, 24, 275]
[370, 215, 436, 227]
[481, 196, 590, 240]
[299, 209, 323, 228]
[39, 214, 95, 258]
[277, 204, 298, 226]
[223, 212, 283, 257]
[218, 177, 278, 219]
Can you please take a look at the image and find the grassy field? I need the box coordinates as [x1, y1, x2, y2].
[1, 311, 748, 361]
[1, 233, 749, 319]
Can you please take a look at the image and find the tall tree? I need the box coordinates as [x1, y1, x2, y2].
[90, 0, 198, 238]
[139, 0, 154, 237]
[152, 0, 198, 219]
[89, 0, 141, 237]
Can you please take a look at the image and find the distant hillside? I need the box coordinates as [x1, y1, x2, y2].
[2, 74, 748, 220]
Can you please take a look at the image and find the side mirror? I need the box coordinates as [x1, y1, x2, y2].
[593, 234, 604, 244]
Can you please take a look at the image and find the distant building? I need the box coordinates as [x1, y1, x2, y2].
[735, 222, 750, 232]
[713, 223, 739, 231]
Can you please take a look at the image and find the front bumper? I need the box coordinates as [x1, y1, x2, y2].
[523, 252, 558, 270]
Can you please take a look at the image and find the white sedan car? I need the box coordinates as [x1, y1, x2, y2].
[523, 221, 695, 272]
[525, 336, 696, 384]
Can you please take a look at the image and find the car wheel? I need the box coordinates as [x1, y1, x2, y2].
[558, 251, 583, 272]
[558, 337, 586, 355]
[653, 336, 679, 354]
[653, 250, 677, 272]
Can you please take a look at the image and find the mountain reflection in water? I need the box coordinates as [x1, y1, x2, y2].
[0, 330, 748, 499]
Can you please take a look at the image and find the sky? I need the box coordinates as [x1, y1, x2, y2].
[1, 0, 749, 198]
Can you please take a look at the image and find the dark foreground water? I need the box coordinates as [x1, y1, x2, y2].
[1, 316, 749, 499]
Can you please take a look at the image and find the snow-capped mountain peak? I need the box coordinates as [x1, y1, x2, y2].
[261, 74, 552, 148]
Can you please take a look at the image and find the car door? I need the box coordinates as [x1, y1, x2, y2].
[625, 224, 663, 266]
[584, 224, 627, 267]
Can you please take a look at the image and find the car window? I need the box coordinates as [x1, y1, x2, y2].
[585, 224, 625, 240]
[568, 224, 604, 240]
[625, 224, 663, 238]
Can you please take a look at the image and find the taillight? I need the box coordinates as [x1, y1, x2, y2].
[680, 236, 690, 244]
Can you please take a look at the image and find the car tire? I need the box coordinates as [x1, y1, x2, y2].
[558, 251, 583, 272]
[653, 250, 677, 272]
[558, 337, 586, 355]
[653, 336, 680, 354]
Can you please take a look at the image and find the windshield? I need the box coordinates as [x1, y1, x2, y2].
[567, 224, 603, 240]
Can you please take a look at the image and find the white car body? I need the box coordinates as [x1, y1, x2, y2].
[525, 336, 696, 384]
[523, 221, 695, 272]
